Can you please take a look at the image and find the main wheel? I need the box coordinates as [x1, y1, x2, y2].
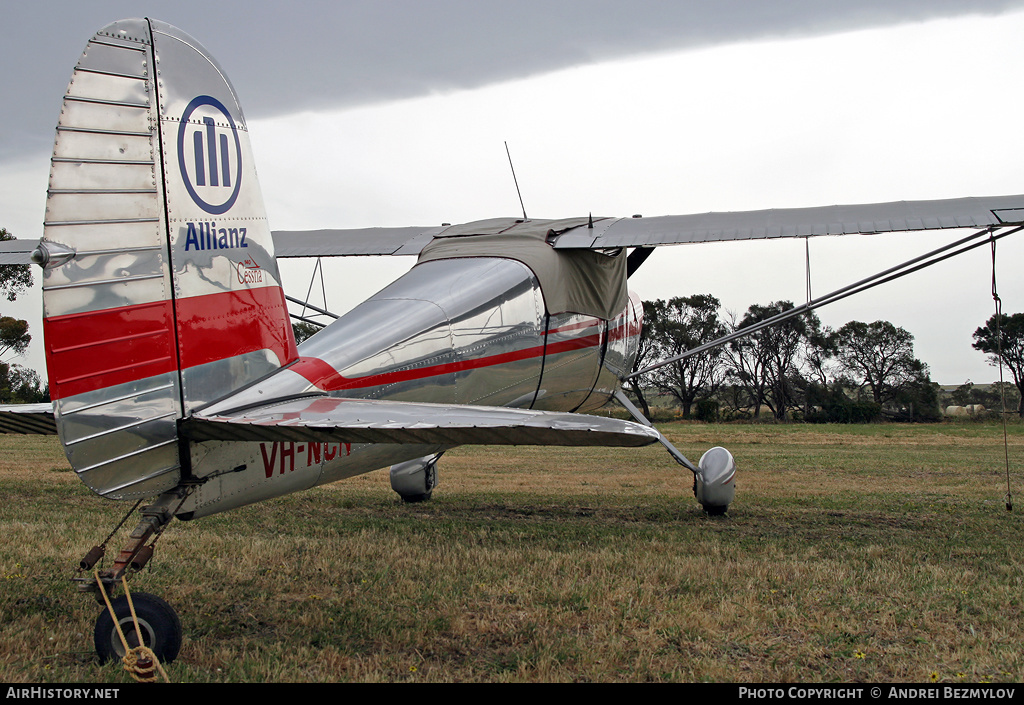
[400, 490, 432, 503]
[702, 503, 728, 516]
[94, 592, 182, 664]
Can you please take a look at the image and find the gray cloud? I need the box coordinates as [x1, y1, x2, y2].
[3, 0, 1023, 161]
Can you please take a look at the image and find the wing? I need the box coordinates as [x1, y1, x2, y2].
[272, 226, 446, 257]
[267, 195, 1024, 258]
[182, 396, 660, 447]
[551, 195, 1024, 249]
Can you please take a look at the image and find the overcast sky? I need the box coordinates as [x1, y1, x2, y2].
[3, 0, 1024, 386]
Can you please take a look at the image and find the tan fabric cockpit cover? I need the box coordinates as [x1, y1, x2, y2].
[417, 218, 628, 320]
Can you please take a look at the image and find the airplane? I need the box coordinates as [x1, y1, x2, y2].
[1, 17, 1023, 666]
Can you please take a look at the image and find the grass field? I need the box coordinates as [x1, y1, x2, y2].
[1, 421, 1022, 683]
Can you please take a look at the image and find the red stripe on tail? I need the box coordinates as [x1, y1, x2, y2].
[45, 287, 298, 400]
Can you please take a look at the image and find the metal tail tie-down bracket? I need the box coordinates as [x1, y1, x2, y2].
[74, 492, 186, 602]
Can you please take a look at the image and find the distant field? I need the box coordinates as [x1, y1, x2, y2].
[1, 421, 1021, 683]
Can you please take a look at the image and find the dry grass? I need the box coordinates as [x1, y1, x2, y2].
[0, 422, 1022, 683]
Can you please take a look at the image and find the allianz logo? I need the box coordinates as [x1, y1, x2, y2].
[177, 95, 243, 215]
[184, 221, 247, 251]
[191, 117, 232, 188]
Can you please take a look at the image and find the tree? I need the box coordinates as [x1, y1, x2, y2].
[834, 320, 934, 413]
[624, 300, 660, 419]
[0, 228, 36, 380]
[891, 372, 941, 421]
[645, 295, 727, 419]
[292, 321, 321, 345]
[950, 380, 975, 407]
[0, 363, 47, 403]
[725, 301, 818, 420]
[723, 309, 769, 418]
[972, 312, 1024, 417]
[0, 227, 46, 400]
[802, 325, 838, 388]
[804, 381, 881, 423]
[0, 316, 30, 359]
[988, 381, 1022, 415]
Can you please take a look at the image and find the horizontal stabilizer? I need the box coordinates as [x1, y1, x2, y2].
[0, 239, 38, 266]
[0, 240, 37, 266]
[183, 396, 661, 447]
[0, 404, 58, 435]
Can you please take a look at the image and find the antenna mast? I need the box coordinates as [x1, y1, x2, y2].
[505, 141, 527, 220]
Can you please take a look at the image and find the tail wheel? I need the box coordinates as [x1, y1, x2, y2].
[94, 592, 182, 664]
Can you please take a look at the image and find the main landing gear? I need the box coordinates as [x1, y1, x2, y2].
[612, 390, 736, 514]
[77, 493, 185, 665]
[390, 453, 441, 503]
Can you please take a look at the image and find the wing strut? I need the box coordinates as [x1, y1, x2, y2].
[626, 246, 655, 278]
[626, 224, 1024, 381]
[612, 389, 698, 475]
[284, 294, 339, 327]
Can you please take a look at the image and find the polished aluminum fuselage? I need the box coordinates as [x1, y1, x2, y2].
[183, 257, 641, 518]
[37, 18, 643, 518]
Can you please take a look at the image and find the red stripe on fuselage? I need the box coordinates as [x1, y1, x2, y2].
[291, 332, 604, 392]
[290, 311, 645, 392]
[45, 287, 297, 400]
[545, 319, 603, 336]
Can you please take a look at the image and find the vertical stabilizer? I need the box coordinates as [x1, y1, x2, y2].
[38, 19, 296, 499]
